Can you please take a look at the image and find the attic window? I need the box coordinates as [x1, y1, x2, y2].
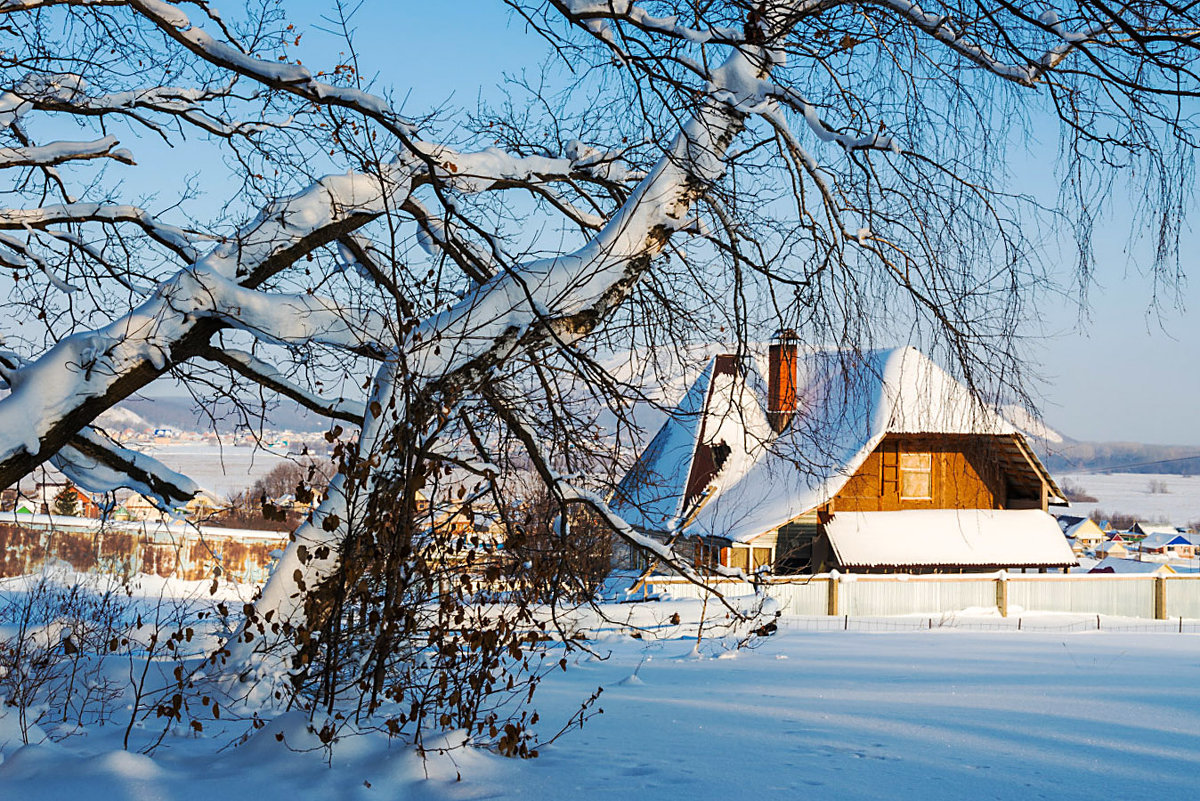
[711, 440, 732, 473]
[899, 452, 932, 500]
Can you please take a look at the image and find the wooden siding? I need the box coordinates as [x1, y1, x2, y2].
[831, 434, 1021, 513]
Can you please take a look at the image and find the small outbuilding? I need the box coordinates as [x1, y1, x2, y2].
[1095, 540, 1129, 559]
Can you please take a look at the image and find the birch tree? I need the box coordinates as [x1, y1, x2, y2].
[2, 0, 1198, 729]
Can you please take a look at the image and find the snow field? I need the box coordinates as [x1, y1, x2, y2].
[2, 629, 1198, 800]
[2, 574, 1199, 800]
[1061, 472, 1200, 523]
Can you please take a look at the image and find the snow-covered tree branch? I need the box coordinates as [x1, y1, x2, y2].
[2, 0, 1200, 732]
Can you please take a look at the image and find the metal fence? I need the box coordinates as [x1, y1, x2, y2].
[646, 572, 1200, 621]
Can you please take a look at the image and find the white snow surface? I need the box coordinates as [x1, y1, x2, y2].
[826, 509, 1078, 568]
[1061, 472, 1200, 523]
[2, 597, 1199, 799]
[0, 510, 287, 542]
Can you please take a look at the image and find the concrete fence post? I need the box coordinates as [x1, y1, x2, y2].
[996, 576, 1008, 618]
[1154, 575, 1168, 620]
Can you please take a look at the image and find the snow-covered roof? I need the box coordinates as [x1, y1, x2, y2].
[614, 345, 1062, 543]
[824, 509, 1077, 569]
[1088, 557, 1175, 575]
[1054, 514, 1086, 532]
[1133, 523, 1181, 538]
[1138, 532, 1194, 549]
[1060, 517, 1104, 540]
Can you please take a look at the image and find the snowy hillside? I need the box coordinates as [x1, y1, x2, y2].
[1060, 472, 1200, 523]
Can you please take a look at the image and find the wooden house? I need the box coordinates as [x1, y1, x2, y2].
[34, 481, 101, 518]
[1137, 531, 1195, 560]
[1055, 515, 1107, 555]
[182, 491, 223, 522]
[613, 342, 1074, 574]
[1094, 540, 1129, 559]
[122, 492, 164, 521]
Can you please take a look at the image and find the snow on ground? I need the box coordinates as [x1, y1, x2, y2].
[2, 579, 1199, 800]
[140, 443, 295, 498]
[1061, 472, 1200, 523]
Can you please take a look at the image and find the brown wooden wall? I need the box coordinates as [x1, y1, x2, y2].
[830, 434, 1012, 513]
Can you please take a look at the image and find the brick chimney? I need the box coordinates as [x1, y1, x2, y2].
[767, 330, 798, 433]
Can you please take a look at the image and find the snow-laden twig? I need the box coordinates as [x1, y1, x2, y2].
[0, 137, 135, 168]
[0, 202, 198, 262]
[0, 162, 416, 486]
[199, 346, 366, 424]
[868, 0, 1107, 87]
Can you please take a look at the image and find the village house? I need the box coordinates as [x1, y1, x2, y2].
[1054, 514, 1108, 555]
[121, 492, 164, 521]
[182, 491, 223, 522]
[1136, 531, 1196, 560]
[612, 341, 1075, 574]
[32, 481, 101, 518]
[1094, 539, 1130, 559]
[1131, 522, 1178, 541]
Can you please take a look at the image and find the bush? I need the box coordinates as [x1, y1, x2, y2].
[1060, 479, 1097, 503]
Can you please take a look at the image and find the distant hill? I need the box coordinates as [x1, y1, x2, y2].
[1033, 439, 1200, 476]
[111, 396, 333, 434]
[1001, 407, 1200, 476]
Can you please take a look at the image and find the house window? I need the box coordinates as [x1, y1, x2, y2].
[694, 541, 719, 570]
[726, 546, 750, 571]
[899, 452, 932, 500]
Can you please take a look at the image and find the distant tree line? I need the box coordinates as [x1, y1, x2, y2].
[1039, 443, 1200, 477]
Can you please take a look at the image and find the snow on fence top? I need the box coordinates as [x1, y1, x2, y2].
[0, 510, 288, 542]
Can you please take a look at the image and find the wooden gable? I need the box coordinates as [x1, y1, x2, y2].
[828, 433, 1049, 514]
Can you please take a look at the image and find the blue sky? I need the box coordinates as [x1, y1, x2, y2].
[17, 0, 1189, 445]
[285, 0, 1200, 444]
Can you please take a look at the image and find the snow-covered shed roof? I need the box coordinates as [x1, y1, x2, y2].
[1088, 557, 1175, 575]
[613, 345, 1063, 543]
[1133, 523, 1181, 538]
[824, 509, 1077, 569]
[1059, 516, 1105, 541]
[1054, 514, 1086, 533]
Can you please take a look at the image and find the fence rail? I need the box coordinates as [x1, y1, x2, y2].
[646, 573, 1200, 621]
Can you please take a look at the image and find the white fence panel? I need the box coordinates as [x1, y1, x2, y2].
[648, 579, 829, 616]
[645, 575, 1200, 620]
[766, 580, 829, 616]
[1008, 576, 1154, 617]
[649, 580, 756, 601]
[1165, 578, 1200, 619]
[841, 578, 995, 617]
